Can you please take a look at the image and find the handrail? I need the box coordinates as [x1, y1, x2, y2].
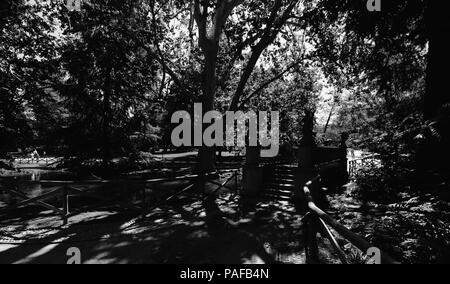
[303, 176, 400, 264]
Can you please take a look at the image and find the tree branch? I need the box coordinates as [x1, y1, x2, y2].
[229, 0, 300, 111]
[240, 57, 308, 107]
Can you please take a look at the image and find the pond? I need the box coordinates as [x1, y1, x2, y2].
[0, 170, 78, 208]
[0, 168, 194, 210]
[1, 169, 76, 182]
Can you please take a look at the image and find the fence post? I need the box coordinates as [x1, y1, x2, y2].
[305, 215, 319, 263]
[200, 171, 206, 197]
[11, 183, 19, 208]
[234, 170, 239, 194]
[141, 183, 146, 219]
[62, 185, 69, 226]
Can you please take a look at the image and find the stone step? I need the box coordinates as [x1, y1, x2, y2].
[274, 168, 295, 173]
[266, 183, 296, 190]
[275, 164, 297, 168]
[263, 189, 293, 198]
[261, 193, 293, 201]
[268, 178, 296, 184]
[273, 173, 295, 179]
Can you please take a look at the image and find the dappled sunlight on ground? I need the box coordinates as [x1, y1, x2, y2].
[0, 179, 309, 264]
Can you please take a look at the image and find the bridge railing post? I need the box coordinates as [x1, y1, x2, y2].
[305, 214, 320, 263]
[62, 185, 69, 226]
[141, 183, 147, 219]
[235, 170, 239, 194]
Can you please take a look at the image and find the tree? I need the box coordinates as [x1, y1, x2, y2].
[424, 1, 450, 120]
[60, 0, 163, 162]
[0, 0, 65, 155]
[150, 0, 305, 172]
[310, 0, 450, 123]
[311, 0, 450, 172]
[192, 0, 244, 172]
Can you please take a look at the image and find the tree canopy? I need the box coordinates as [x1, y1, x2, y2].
[1, 0, 448, 173]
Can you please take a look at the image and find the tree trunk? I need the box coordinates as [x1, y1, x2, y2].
[424, 2, 450, 120]
[243, 146, 262, 195]
[0, 0, 13, 28]
[193, 0, 237, 174]
[102, 66, 113, 166]
[419, 2, 450, 173]
[197, 44, 219, 174]
[229, 43, 269, 111]
[323, 102, 336, 134]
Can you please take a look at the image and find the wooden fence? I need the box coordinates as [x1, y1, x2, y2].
[0, 170, 240, 226]
[348, 154, 381, 177]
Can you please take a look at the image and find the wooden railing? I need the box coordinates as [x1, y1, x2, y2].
[348, 154, 381, 177]
[302, 175, 399, 264]
[0, 169, 240, 226]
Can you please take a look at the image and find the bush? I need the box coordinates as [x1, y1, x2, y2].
[354, 164, 404, 204]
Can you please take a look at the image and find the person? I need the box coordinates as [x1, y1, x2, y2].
[32, 149, 40, 163]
